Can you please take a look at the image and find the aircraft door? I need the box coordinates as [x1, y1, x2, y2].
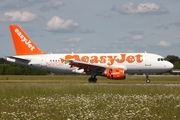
[41, 56, 47, 69]
[145, 55, 151, 66]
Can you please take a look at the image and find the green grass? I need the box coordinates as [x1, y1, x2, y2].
[0, 75, 180, 119]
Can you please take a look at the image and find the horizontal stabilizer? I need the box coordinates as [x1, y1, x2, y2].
[6, 56, 31, 63]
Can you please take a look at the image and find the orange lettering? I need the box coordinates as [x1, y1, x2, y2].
[100, 56, 106, 63]
[126, 55, 135, 63]
[46, 62, 63, 66]
[46, 62, 51, 66]
[64, 54, 143, 66]
[81, 56, 89, 62]
[107, 56, 117, 66]
[115, 54, 126, 63]
[90, 56, 98, 63]
[136, 54, 143, 63]
[65, 55, 80, 60]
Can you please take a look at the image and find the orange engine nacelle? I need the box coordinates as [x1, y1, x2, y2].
[105, 68, 126, 80]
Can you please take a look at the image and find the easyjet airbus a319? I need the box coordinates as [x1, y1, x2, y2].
[6, 25, 174, 83]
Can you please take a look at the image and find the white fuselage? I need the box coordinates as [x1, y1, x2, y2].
[7, 53, 174, 75]
[7, 25, 174, 83]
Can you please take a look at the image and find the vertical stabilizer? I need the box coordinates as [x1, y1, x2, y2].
[9, 25, 45, 55]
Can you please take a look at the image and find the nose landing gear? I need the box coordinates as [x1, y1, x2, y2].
[145, 73, 150, 83]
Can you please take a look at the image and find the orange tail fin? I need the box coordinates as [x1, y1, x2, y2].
[9, 25, 46, 55]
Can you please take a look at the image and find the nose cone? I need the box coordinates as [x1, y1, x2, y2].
[167, 62, 174, 70]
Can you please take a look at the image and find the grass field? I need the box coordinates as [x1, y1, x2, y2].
[0, 75, 180, 120]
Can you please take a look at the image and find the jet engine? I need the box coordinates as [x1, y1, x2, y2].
[105, 68, 126, 80]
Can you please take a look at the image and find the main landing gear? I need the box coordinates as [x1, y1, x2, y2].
[88, 76, 97, 83]
[145, 73, 150, 83]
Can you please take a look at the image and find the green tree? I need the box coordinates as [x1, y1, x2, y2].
[165, 55, 180, 69]
[174, 61, 180, 69]
[0, 58, 7, 64]
[165, 55, 180, 64]
[0, 58, 49, 75]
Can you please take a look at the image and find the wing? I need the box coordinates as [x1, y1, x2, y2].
[68, 60, 127, 74]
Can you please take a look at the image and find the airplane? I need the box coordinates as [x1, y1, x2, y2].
[5, 25, 174, 83]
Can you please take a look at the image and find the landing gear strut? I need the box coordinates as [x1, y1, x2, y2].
[145, 73, 150, 83]
[88, 76, 97, 83]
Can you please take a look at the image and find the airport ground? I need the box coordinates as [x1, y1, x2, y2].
[0, 75, 180, 120]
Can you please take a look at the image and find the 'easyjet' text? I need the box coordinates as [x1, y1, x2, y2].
[15, 29, 35, 51]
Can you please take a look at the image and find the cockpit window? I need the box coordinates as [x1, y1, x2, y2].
[157, 58, 166, 61]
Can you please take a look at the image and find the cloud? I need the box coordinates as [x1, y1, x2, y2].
[0, 0, 49, 10]
[1, 1, 32, 10]
[132, 35, 144, 40]
[113, 37, 131, 44]
[46, 16, 79, 32]
[56, 48, 82, 53]
[50, 1, 64, 8]
[155, 25, 168, 30]
[78, 29, 94, 34]
[0, 11, 37, 22]
[127, 30, 145, 35]
[66, 38, 83, 42]
[96, 11, 114, 18]
[158, 41, 171, 47]
[171, 20, 180, 27]
[111, 2, 168, 15]
[40, 1, 65, 12]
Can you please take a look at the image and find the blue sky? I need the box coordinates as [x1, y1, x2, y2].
[0, 0, 180, 57]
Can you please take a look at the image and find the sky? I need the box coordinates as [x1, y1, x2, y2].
[0, 0, 180, 58]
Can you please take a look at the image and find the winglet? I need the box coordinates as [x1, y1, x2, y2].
[9, 25, 46, 56]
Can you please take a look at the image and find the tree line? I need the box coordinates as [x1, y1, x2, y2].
[0, 55, 179, 75]
[165, 55, 180, 69]
[0, 58, 49, 75]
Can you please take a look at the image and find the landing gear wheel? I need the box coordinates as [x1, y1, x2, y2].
[88, 77, 97, 83]
[145, 73, 150, 83]
[146, 79, 150, 83]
